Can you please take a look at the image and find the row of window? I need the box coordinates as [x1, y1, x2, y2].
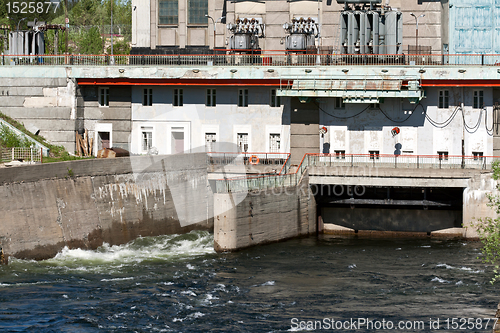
[159, 0, 208, 25]
[141, 88, 281, 108]
[100, 87, 486, 110]
[141, 129, 281, 153]
[438, 90, 484, 109]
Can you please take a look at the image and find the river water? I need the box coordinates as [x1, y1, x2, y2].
[0, 231, 498, 332]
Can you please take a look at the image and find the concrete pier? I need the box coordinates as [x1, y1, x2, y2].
[213, 171, 316, 252]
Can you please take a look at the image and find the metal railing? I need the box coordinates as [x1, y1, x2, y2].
[307, 153, 495, 170]
[212, 153, 500, 193]
[3, 52, 500, 67]
[207, 152, 289, 167]
[213, 153, 309, 193]
[0, 147, 42, 164]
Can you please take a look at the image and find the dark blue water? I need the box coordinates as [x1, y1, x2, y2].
[0, 231, 497, 332]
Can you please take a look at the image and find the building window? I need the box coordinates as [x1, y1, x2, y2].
[188, 0, 208, 25]
[269, 133, 280, 152]
[206, 89, 216, 107]
[335, 150, 346, 159]
[335, 97, 345, 109]
[438, 151, 449, 161]
[141, 127, 153, 152]
[159, 0, 178, 25]
[238, 89, 248, 107]
[237, 133, 249, 152]
[473, 151, 483, 161]
[270, 89, 281, 107]
[99, 87, 109, 107]
[369, 150, 380, 160]
[438, 90, 449, 108]
[205, 133, 216, 152]
[474, 90, 484, 109]
[173, 89, 183, 106]
[143, 88, 153, 106]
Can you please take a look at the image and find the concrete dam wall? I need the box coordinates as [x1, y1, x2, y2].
[214, 171, 317, 252]
[0, 153, 213, 260]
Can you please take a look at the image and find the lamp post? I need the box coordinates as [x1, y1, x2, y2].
[17, 17, 27, 31]
[410, 13, 425, 54]
[205, 14, 225, 53]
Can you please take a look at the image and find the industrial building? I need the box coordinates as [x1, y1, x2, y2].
[0, 0, 499, 162]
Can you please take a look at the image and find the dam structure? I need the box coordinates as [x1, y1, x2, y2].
[2, 0, 500, 258]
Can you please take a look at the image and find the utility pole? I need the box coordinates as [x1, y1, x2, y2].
[65, 0, 68, 54]
[110, 0, 114, 58]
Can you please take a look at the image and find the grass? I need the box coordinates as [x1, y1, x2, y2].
[0, 111, 93, 164]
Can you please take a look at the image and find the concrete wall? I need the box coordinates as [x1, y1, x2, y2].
[78, 86, 132, 153]
[0, 77, 76, 153]
[463, 172, 499, 238]
[213, 171, 316, 252]
[290, 97, 319, 165]
[0, 153, 213, 260]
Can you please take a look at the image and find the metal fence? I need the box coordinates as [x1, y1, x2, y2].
[212, 153, 500, 193]
[307, 153, 495, 170]
[0, 147, 42, 164]
[213, 152, 309, 193]
[207, 152, 289, 167]
[3, 52, 500, 67]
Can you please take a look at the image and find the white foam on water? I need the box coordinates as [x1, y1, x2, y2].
[436, 263, 484, 274]
[431, 277, 451, 284]
[101, 277, 135, 282]
[37, 231, 214, 272]
[0, 280, 53, 288]
[261, 281, 275, 286]
[181, 290, 197, 297]
[173, 312, 205, 322]
[348, 264, 357, 269]
[436, 263, 454, 270]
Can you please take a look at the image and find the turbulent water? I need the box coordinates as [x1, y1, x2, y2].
[0, 231, 498, 332]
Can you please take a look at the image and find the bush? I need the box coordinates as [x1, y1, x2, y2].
[0, 124, 32, 148]
[472, 160, 500, 284]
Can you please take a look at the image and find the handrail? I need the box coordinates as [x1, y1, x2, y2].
[212, 153, 500, 193]
[2, 52, 500, 67]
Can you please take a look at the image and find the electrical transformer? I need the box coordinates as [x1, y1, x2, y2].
[227, 18, 265, 52]
[283, 17, 319, 51]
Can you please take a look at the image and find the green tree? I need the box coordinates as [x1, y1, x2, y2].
[80, 26, 103, 54]
[472, 161, 500, 284]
